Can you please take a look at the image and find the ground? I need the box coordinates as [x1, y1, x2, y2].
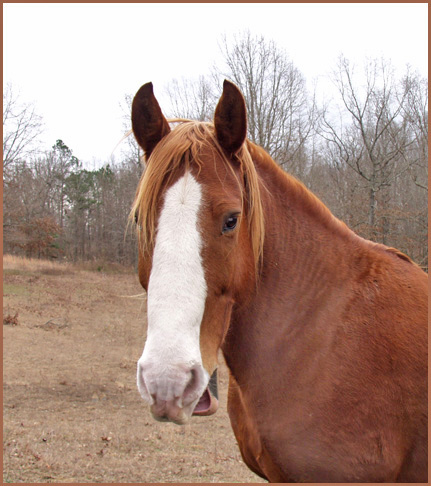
[3, 255, 265, 483]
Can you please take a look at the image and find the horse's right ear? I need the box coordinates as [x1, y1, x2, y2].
[131, 82, 171, 160]
[214, 80, 247, 155]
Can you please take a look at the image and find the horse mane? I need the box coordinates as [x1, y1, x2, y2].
[248, 142, 353, 235]
[248, 144, 417, 268]
[130, 120, 264, 271]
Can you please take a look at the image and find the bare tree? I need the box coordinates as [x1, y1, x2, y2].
[164, 75, 217, 121]
[217, 31, 317, 170]
[3, 83, 44, 168]
[400, 71, 428, 191]
[320, 56, 416, 241]
[119, 93, 142, 169]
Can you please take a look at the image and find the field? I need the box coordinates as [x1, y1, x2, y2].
[3, 255, 265, 483]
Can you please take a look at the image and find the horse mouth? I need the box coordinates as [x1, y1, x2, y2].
[192, 369, 218, 416]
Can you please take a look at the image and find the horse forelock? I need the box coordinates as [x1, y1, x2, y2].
[130, 120, 264, 272]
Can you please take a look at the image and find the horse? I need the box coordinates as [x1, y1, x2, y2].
[130, 80, 428, 482]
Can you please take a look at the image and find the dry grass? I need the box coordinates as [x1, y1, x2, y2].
[3, 255, 265, 483]
[3, 254, 135, 276]
[3, 311, 19, 326]
[3, 254, 76, 276]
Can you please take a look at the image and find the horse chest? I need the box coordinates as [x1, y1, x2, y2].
[225, 344, 417, 482]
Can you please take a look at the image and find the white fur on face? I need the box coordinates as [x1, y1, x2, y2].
[137, 172, 208, 407]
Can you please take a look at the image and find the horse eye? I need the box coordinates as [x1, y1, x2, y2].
[222, 215, 238, 234]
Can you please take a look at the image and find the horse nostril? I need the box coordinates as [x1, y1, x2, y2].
[137, 360, 153, 404]
[184, 369, 197, 396]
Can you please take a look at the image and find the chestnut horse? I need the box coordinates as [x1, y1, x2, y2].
[131, 80, 427, 482]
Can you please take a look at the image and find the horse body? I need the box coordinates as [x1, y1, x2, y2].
[222, 144, 428, 481]
[130, 80, 427, 482]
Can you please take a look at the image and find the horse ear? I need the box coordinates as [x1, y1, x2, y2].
[214, 80, 247, 155]
[131, 82, 171, 160]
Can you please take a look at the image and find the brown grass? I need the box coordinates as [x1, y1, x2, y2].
[3, 255, 265, 483]
[3, 254, 135, 276]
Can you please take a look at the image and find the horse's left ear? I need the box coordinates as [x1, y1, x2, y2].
[214, 80, 247, 155]
[131, 82, 171, 160]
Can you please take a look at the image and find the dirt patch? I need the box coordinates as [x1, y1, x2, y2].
[3, 256, 265, 483]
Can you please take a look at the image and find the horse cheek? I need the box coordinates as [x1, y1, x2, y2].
[199, 294, 234, 375]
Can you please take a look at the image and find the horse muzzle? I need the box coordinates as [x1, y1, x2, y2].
[137, 359, 218, 424]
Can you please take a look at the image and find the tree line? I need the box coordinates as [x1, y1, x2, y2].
[3, 32, 428, 270]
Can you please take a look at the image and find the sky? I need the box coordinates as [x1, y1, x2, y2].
[3, 3, 428, 166]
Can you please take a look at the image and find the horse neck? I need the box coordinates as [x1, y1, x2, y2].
[222, 146, 360, 377]
[255, 146, 357, 294]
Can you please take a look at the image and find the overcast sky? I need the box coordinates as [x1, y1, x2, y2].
[3, 3, 428, 166]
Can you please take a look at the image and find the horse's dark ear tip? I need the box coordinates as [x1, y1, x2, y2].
[137, 82, 153, 98]
[223, 79, 235, 91]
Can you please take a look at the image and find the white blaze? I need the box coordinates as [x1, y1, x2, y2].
[137, 173, 208, 405]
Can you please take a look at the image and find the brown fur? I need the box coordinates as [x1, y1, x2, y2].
[131, 80, 428, 482]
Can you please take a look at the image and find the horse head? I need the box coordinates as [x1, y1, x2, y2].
[131, 80, 263, 424]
